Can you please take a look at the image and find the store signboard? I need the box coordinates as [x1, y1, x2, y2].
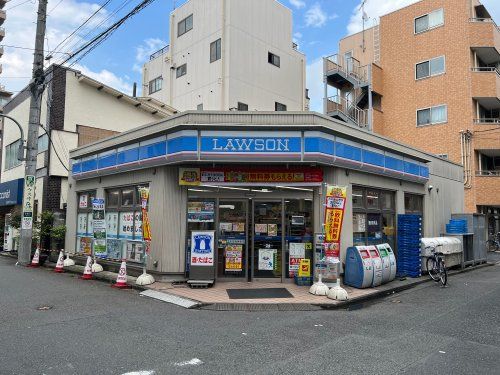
[21, 175, 35, 230]
[0, 179, 23, 207]
[179, 167, 323, 186]
[201, 132, 302, 154]
[323, 185, 347, 261]
[191, 231, 215, 266]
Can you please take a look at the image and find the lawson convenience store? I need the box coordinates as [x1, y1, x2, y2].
[65, 112, 464, 282]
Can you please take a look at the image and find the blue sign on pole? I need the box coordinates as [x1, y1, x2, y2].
[0, 178, 24, 207]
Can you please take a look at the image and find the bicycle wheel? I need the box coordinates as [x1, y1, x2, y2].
[426, 257, 440, 282]
[439, 260, 447, 286]
[486, 240, 499, 252]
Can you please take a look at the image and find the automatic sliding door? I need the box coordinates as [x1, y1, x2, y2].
[252, 201, 282, 280]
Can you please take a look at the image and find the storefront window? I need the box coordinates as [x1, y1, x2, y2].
[107, 189, 119, 207]
[405, 193, 423, 214]
[76, 190, 96, 257]
[352, 186, 395, 247]
[121, 188, 135, 206]
[285, 199, 313, 279]
[352, 188, 365, 208]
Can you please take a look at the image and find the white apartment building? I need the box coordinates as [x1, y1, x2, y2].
[1, 64, 175, 250]
[142, 0, 307, 111]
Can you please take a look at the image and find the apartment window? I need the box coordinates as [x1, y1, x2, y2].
[5, 139, 22, 170]
[176, 64, 187, 78]
[416, 56, 445, 79]
[148, 76, 162, 94]
[417, 105, 447, 126]
[210, 38, 221, 63]
[37, 134, 49, 153]
[178, 14, 193, 37]
[275, 102, 287, 111]
[415, 9, 444, 34]
[197, 103, 203, 111]
[237, 102, 248, 111]
[268, 52, 280, 67]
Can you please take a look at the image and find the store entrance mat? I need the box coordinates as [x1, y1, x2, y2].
[226, 288, 293, 299]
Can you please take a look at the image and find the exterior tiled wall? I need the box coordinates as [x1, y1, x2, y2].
[77, 125, 120, 147]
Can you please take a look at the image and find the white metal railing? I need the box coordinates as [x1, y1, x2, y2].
[471, 66, 500, 76]
[326, 95, 368, 128]
[149, 45, 169, 60]
[325, 54, 368, 84]
[476, 170, 500, 176]
[474, 118, 500, 124]
[469, 17, 500, 33]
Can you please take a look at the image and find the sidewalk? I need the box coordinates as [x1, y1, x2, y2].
[2, 251, 495, 311]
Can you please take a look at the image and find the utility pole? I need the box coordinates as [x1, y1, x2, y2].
[18, 0, 48, 266]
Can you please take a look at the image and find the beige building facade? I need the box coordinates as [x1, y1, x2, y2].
[325, 0, 500, 236]
[142, 0, 307, 112]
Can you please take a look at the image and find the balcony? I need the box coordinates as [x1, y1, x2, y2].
[0, 10, 5, 26]
[469, 18, 500, 54]
[149, 45, 169, 61]
[324, 54, 368, 90]
[325, 95, 368, 129]
[471, 67, 500, 99]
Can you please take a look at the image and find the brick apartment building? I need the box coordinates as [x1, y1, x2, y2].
[324, 0, 500, 236]
[0, 65, 175, 250]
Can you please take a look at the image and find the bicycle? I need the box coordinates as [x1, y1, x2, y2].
[486, 233, 500, 253]
[424, 244, 447, 286]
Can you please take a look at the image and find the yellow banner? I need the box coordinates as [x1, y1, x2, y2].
[179, 168, 201, 186]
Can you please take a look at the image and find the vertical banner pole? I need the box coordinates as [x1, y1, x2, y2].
[136, 187, 155, 286]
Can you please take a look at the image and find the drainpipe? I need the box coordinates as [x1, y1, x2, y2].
[323, 58, 328, 114]
[367, 64, 373, 131]
[169, 12, 175, 108]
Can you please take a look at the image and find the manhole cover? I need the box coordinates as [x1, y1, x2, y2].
[36, 305, 53, 311]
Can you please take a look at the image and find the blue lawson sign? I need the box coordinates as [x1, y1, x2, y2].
[0, 178, 24, 207]
[200, 134, 302, 153]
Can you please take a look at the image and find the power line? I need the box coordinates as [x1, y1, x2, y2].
[5, 0, 33, 11]
[47, 0, 65, 15]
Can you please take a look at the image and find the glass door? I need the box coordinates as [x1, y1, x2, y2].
[217, 200, 248, 280]
[252, 200, 283, 280]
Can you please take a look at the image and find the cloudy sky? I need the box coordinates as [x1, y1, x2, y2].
[1, 0, 500, 112]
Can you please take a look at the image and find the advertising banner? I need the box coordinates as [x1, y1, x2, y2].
[289, 242, 306, 277]
[139, 187, 152, 253]
[21, 175, 35, 230]
[179, 167, 323, 186]
[323, 185, 347, 261]
[191, 231, 215, 267]
[92, 198, 107, 257]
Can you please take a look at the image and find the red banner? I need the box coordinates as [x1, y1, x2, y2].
[323, 185, 347, 259]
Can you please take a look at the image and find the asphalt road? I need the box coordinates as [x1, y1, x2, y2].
[1, 254, 499, 375]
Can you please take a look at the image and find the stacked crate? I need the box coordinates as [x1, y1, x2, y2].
[396, 214, 422, 278]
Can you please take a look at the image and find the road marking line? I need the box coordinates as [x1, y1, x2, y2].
[121, 371, 155, 375]
[173, 358, 203, 367]
[140, 290, 199, 308]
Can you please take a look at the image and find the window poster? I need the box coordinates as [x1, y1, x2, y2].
[353, 213, 366, 232]
[77, 213, 87, 236]
[255, 224, 268, 234]
[268, 224, 278, 237]
[106, 212, 119, 238]
[133, 211, 142, 240]
[225, 245, 243, 272]
[79, 194, 88, 208]
[258, 248, 276, 271]
[107, 239, 122, 260]
[232, 222, 245, 232]
[219, 222, 233, 232]
[126, 241, 144, 263]
[87, 212, 93, 236]
[79, 237, 92, 255]
[187, 201, 215, 223]
[119, 212, 134, 239]
[289, 242, 306, 277]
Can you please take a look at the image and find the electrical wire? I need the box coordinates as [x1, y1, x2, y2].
[38, 123, 70, 172]
[5, 0, 33, 11]
[47, 0, 65, 15]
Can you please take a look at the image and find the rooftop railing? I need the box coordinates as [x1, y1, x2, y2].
[326, 95, 368, 128]
[149, 45, 170, 61]
[325, 54, 368, 84]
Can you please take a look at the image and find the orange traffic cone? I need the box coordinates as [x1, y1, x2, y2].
[81, 256, 93, 280]
[54, 251, 65, 273]
[112, 261, 129, 289]
[28, 247, 40, 268]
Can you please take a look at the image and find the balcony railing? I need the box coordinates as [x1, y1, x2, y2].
[149, 45, 169, 61]
[326, 95, 368, 128]
[476, 170, 500, 176]
[469, 17, 500, 33]
[325, 54, 368, 84]
[471, 66, 500, 75]
[474, 118, 500, 124]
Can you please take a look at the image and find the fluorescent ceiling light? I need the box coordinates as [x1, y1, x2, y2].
[276, 185, 313, 192]
[201, 185, 250, 191]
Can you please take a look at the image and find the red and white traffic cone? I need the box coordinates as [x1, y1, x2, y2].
[112, 261, 129, 289]
[28, 247, 40, 268]
[81, 256, 93, 280]
[54, 251, 65, 273]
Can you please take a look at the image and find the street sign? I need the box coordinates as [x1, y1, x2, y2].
[21, 175, 35, 230]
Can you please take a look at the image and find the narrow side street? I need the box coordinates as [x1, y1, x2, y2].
[1, 255, 499, 375]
